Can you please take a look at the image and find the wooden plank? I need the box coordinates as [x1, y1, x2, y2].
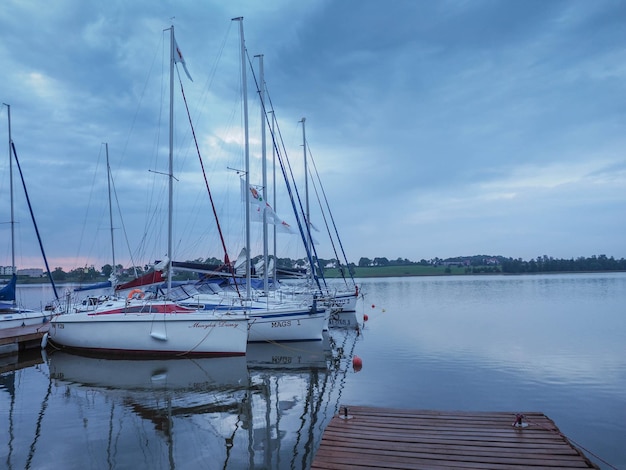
[312, 406, 599, 470]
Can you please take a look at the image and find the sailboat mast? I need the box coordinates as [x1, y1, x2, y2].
[167, 25, 175, 295]
[301, 117, 312, 281]
[233, 16, 251, 301]
[271, 111, 277, 283]
[257, 53, 269, 295]
[4, 103, 16, 279]
[105, 143, 116, 273]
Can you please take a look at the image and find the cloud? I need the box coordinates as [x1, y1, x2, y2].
[1, 0, 625, 272]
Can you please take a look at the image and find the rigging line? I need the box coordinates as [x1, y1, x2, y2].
[10, 141, 58, 300]
[246, 58, 325, 292]
[306, 142, 355, 287]
[305, 153, 343, 285]
[263, 103, 328, 291]
[177, 72, 241, 298]
[116, 34, 161, 172]
[73, 144, 103, 271]
[190, 21, 233, 132]
[135, 30, 169, 268]
[109, 167, 139, 277]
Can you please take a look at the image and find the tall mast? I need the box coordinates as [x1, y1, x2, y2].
[104, 143, 116, 274]
[271, 110, 277, 283]
[4, 103, 15, 279]
[301, 117, 312, 282]
[167, 25, 175, 295]
[257, 53, 269, 295]
[233, 16, 251, 301]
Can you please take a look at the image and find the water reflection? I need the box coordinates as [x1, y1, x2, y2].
[5, 274, 625, 469]
[47, 352, 250, 469]
[0, 319, 363, 470]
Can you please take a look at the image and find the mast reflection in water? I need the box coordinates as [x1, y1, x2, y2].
[0, 312, 362, 469]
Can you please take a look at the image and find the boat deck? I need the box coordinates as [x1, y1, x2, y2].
[312, 405, 599, 469]
[0, 323, 49, 356]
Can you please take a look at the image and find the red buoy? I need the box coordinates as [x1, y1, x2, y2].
[363, 314, 369, 322]
[352, 355, 363, 372]
[371, 304, 375, 308]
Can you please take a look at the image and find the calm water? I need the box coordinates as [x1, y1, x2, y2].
[2, 273, 625, 469]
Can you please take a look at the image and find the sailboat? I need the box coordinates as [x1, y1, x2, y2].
[1, 103, 55, 330]
[177, 18, 326, 344]
[46, 26, 249, 357]
[260, 116, 359, 315]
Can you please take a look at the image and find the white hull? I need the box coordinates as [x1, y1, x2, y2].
[247, 307, 327, 343]
[1, 308, 50, 330]
[273, 282, 359, 314]
[325, 290, 358, 312]
[179, 291, 327, 343]
[49, 303, 248, 356]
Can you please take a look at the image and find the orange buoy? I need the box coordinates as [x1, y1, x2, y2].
[352, 355, 363, 372]
[363, 314, 369, 321]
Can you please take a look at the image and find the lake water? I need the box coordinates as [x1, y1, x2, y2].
[2, 273, 625, 469]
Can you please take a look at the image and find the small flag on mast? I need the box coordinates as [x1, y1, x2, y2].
[174, 38, 193, 81]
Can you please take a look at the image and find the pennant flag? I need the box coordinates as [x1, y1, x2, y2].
[243, 180, 295, 234]
[242, 179, 265, 206]
[250, 201, 296, 234]
[174, 38, 193, 81]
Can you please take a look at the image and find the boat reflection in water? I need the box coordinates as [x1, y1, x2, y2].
[328, 310, 360, 330]
[47, 352, 251, 468]
[245, 333, 335, 469]
[38, 324, 362, 469]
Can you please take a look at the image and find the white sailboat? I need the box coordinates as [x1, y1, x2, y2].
[240, 40, 326, 342]
[271, 117, 359, 315]
[178, 18, 326, 344]
[46, 26, 249, 357]
[1, 103, 54, 330]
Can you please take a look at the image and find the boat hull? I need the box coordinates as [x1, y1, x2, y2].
[247, 307, 327, 343]
[1, 309, 50, 330]
[48, 310, 249, 357]
[325, 291, 358, 312]
[179, 293, 327, 343]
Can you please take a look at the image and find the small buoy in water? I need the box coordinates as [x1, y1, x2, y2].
[352, 355, 363, 372]
[363, 314, 369, 321]
[371, 304, 375, 309]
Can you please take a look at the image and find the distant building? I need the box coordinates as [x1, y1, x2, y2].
[0, 266, 16, 275]
[17, 268, 44, 277]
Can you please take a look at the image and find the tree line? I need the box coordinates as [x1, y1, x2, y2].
[356, 254, 626, 274]
[7, 253, 623, 283]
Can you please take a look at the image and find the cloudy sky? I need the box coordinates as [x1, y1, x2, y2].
[1, 0, 625, 273]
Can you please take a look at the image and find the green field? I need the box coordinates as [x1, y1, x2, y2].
[323, 265, 468, 278]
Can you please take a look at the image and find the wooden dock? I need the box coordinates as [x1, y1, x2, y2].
[312, 406, 599, 469]
[0, 323, 49, 356]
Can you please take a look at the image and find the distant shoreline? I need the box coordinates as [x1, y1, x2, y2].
[6, 269, 626, 286]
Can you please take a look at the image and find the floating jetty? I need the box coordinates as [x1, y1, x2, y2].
[312, 405, 599, 469]
[0, 323, 49, 356]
